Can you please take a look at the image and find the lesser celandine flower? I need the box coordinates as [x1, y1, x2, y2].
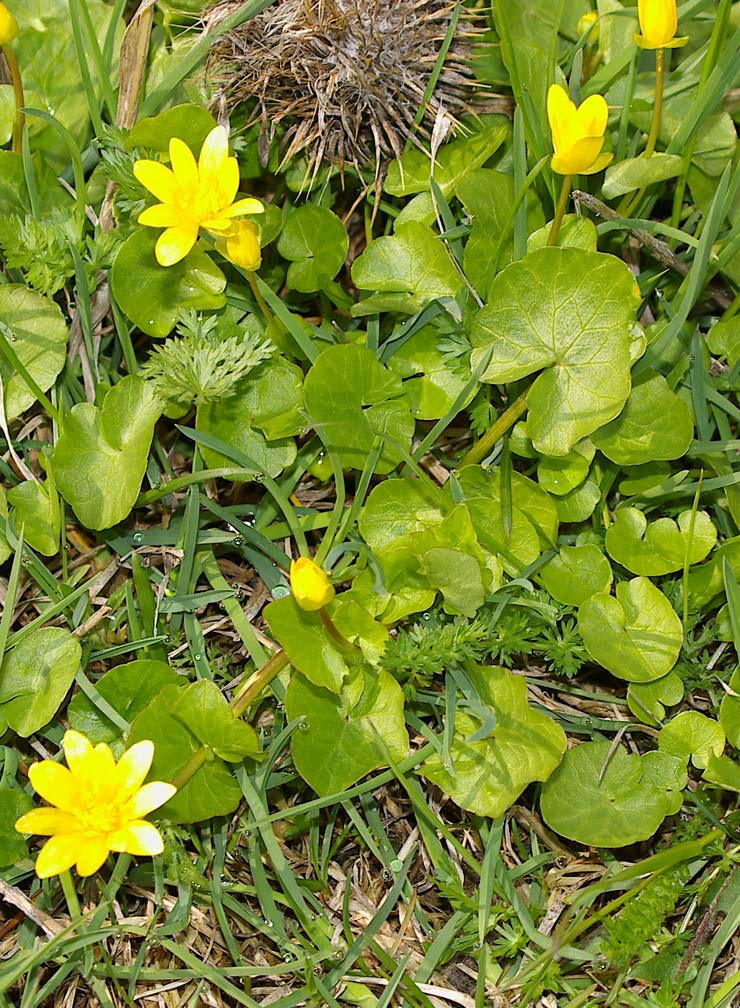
[547, 84, 612, 176]
[15, 730, 176, 878]
[216, 219, 262, 271]
[577, 10, 599, 42]
[290, 556, 335, 611]
[0, 2, 18, 44]
[635, 0, 688, 49]
[134, 125, 264, 267]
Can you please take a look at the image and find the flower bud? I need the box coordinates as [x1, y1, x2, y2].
[217, 219, 262, 271]
[290, 556, 335, 611]
[547, 84, 612, 176]
[0, 3, 19, 45]
[577, 10, 599, 42]
[635, 0, 688, 49]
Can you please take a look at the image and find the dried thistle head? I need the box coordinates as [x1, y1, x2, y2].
[206, 0, 485, 182]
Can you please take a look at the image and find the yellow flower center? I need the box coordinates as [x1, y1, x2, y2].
[172, 181, 229, 225]
[76, 795, 125, 835]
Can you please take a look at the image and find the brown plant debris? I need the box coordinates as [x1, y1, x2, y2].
[206, 0, 484, 179]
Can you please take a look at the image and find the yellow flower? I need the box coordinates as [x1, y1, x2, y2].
[0, 2, 18, 45]
[635, 0, 688, 48]
[547, 84, 613, 176]
[216, 219, 262, 271]
[15, 730, 176, 879]
[134, 125, 264, 267]
[290, 556, 335, 611]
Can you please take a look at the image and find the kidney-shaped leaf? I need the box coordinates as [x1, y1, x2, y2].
[605, 507, 717, 576]
[591, 370, 694, 464]
[53, 376, 162, 529]
[304, 344, 414, 472]
[286, 667, 409, 796]
[351, 222, 463, 316]
[422, 665, 566, 818]
[541, 741, 686, 846]
[578, 577, 683, 683]
[0, 285, 68, 421]
[658, 711, 725, 770]
[470, 248, 641, 455]
[540, 544, 613, 608]
[278, 205, 348, 292]
[0, 628, 81, 736]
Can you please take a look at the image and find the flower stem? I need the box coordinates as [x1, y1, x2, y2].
[459, 391, 528, 468]
[644, 47, 665, 157]
[247, 271, 274, 325]
[546, 174, 573, 247]
[1, 44, 24, 155]
[319, 607, 360, 653]
[230, 648, 290, 719]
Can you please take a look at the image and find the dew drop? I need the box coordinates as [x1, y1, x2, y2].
[390, 859, 402, 873]
[298, 718, 310, 731]
[132, 532, 144, 545]
[233, 535, 244, 546]
[272, 584, 290, 599]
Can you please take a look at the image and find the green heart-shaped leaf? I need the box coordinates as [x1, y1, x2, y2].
[278, 205, 348, 292]
[578, 577, 683, 683]
[605, 507, 717, 576]
[0, 285, 68, 421]
[470, 248, 641, 455]
[540, 741, 686, 846]
[0, 628, 81, 737]
[422, 665, 566, 817]
[540, 544, 613, 607]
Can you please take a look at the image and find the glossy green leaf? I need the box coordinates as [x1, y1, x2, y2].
[720, 667, 740, 749]
[111, 230, 226, 338]
[278, 205, 348, 292]
[702, 754, 740, 793]
[540, 741, 686, 847]
[422, 665, 566, 817]
[602, 153, 684, 199]
[708, 317, 740, 367]
[386, 326, 472, 420]
[171, 680, 259, 762]
[0, 790, 33, 867]
[539, 544, 613, 607]
[537, 440, 595, 496]
[304, 344, 414, 472]
[7, 478, 60, 556]
[578, 577, 683, 683]
[264, 595, 351, 693]
[286, 667, 409, 796]
[658, 711, 725, 770]
[554, 479, 601, 522]
[0, 285, 69, 421]
[128, 683, 244, 823]
[605, 507, 717, 576]
[527, 215, 598, 253]
[470, 248, 641, 455]
[68, 660, 183, 745]
[127, 104, 217, 153]
[54, 376, 163, 529]
[627, 673, 684, 724]
[591, 370, 694, 464]
[687, 538, 740, 612]
[351, 222, 463, 316]
[197, 358, 303, 479]
[0, 628, 81, 736]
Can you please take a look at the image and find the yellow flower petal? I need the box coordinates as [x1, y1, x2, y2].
[217, 220, 262, 271]
[155, 224, 199, 266]
[15, 807, 79, 836]
[28, 761, 79, 812]
[116, 740, 154, 798]
[576, 94, 608, 137]
[35, 834, 84, 879]
[547, 84, 573, 149]
[75, 837, 110, 877]
[123, 781, 175, 818]
[169, 137, 199, 191]
[0, 3, 19, 46]
[133, 160, 178, 204]
[109, 821, 165, 856]
[637, 0, 678, 48]
[138, 203, 183, 228]
[198, 125, 229, 178]
[579, 151, 614, 175]
[218, 196, 265, 219]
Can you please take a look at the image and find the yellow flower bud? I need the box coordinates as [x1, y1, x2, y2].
[577, 10, 599, 42]
[0, 2, 19, 45]
[290, 556, 335, 611]
[217, 219, 262, 271]
[547, 84, 613, 176]
[635, 0, 688, 49]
